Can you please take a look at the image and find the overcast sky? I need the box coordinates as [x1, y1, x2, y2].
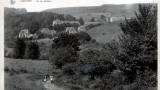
[5, 0, 157, 12]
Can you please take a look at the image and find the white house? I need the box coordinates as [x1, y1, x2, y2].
[65, 27, 78, 34]
[78, 26, 86, 32]
[18, 29, 29, 38]
[52, 19, 80, 27]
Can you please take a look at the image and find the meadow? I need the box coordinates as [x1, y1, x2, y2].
[87, 22, 122, 43]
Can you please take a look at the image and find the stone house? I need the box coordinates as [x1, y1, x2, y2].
[65, 27, 79, 34]
[18, 29, 29, 38]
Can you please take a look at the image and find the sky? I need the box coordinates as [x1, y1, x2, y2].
[5, 0, 157, 12]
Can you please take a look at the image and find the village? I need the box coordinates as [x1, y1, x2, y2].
[4, 3, 157, 90]
[18, 15, 127, 40]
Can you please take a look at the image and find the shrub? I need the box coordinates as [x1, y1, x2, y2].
[78, 49, 116, 79]
[38, 40, 52, 60]
[78, 17, 84, 25]
[53, 32, 80, 51]
[24, 41, 40, 59]
[62, 63, 77, 75]
[75, 31, 91, 43]
[14, 38, 26, 59]
[49, 47, 78, 68]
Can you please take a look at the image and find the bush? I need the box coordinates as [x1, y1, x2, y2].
[38, 40, 52, 60]
[49, 47, 78, 68]
[75, 31, 91, 43]
[62, 63, 77, 75]
[24, 41, 40, 59]
[14, 38, 26, 59]
[78, 17, 84, 25]
[53, 32, 80, 51]
[78, 49, 116, 79]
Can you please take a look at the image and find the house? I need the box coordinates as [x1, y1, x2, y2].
[110, 17, 125, 22]
[65, 27, 78, 34]
[52, 19, 80, 27]
[28, 33, 38, 40]
[106, 17, 112, 22]
[78, 26, 86, 32]
[52, 19, 62, 26]
[18, 29, 29, 38]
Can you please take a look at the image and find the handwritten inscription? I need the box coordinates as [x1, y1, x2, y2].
[36, 0, 52, 2]
[10, 0, 52, 4]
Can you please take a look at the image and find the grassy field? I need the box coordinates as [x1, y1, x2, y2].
[5, 58, 52, 75]
[5, 72, 46, 90]
[87, 22, 122, 43]
[4, 58, 51, 90]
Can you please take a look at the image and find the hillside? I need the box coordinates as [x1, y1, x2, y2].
[44, 4, 138, 21]
[87, 22, 122, 43]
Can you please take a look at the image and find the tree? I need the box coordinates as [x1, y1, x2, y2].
[76, 31, 91, 43]
[49, 32, 80, 68]
[117, 4, 157, 82]
[49, 47, 78, 68]
[14, 38, 26, 59]
[24, 41, 40, 59]
[53, 32, 80, 51]
[100, 15, 106, 21]
[90, 17, 95, 22]
[29, 21, 40, 34]
[79, 49, 116, 79]
[78, 17, 84, 25]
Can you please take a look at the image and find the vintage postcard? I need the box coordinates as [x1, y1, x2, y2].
[1, 0, 158, 90]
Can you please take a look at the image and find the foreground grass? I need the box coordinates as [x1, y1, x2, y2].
[4, 58, 50, 90]
[5, 72, 46, 90]
[5, 58, 52, 75]
[4, 58, 157, 90]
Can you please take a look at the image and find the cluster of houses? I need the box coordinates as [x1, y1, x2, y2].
[18, 19, 86, 39]
[90, 14, 131, 23]
[52, 19, 80, 26]
[18, 15, 130, 39]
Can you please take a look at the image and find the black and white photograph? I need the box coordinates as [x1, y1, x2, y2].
[3, 0, 157, 90]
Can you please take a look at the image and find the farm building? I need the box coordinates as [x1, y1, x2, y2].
[110, 17, 125, 22]
[52, 19, 80, 26]
[78, 26, 86, 32]
[18, 29, 29, 38]
[65, 27, 79, 34]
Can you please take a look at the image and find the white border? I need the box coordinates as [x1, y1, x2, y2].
[0, 0, 159, 90]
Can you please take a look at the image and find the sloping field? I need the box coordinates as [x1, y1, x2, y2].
[87, 22, 122, 43]
[5, 58, 52, 75]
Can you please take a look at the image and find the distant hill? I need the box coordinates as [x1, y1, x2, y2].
[4, 7, 27, 15]
[44, 4, 138, 21]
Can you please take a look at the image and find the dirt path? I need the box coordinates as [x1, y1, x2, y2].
[42, 81, 65, 90]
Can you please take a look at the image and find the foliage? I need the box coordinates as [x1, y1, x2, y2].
[49, 32, 80, 68]
[38, 40, 52, 60]
[29, 21, 40, 34]
[78, 49, 116, 79]
[62, 63, 77, 75]
[75, 31, 91, 43]
[90, 17, 95, 22]
[24, 41, 40, 59]
[49, 47, 78, 68]
[53, 32, 80, 51]
[14, 38, 26, 59]
[78, 17, 84, 25]
[117, 4, 157, 82]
